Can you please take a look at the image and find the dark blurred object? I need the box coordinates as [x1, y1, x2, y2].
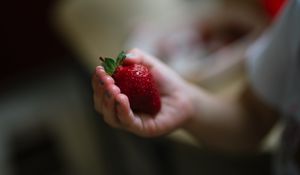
[1, 0, 73, 91]
[0, 63, 104, 175]
[9, 125, 66, 175]
[0, 1, 105, 175]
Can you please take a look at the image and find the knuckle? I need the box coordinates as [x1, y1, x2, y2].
[144, 121, 159, 137]
[128, 48, 140, 54]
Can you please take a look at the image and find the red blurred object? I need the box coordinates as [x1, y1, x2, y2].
[260, 0, 287, 19]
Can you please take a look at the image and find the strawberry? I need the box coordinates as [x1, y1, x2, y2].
[100, 51, 161, 115]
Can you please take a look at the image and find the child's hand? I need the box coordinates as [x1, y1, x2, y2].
[92, 48, 195, 137]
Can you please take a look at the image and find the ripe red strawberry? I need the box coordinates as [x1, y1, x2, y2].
[100, 51, 161, 115]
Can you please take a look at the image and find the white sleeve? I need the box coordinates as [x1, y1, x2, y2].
[246, 0, 300, 111]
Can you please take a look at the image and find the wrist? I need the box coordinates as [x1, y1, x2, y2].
[181, 83, 205, 129]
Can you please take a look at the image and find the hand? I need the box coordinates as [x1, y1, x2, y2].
[92, 48, 195, 137]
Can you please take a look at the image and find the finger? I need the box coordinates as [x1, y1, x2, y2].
[92, 71, 105, 115]
[94, 66, 114, 98]
[115, 93, 166, 137]
[92, 67, 105, 94]
[95, 66, 105, 84]
[115, 94, 135, 127]
[95, 66, 115, 85]
[102, 84, 121, 128]
[125, 48, 160, 68]
[93, 92, 103, 115]
[91, 72, 98, 92]
[93, 66, 105, 93]
[125, 48, 175, 85]
[93, 66, 115, 117]
[115, 94, 150, 136]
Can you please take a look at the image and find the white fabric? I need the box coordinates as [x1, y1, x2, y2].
[246, 0, 300, 174]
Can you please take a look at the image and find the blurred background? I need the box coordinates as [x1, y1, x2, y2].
[1, 0, 281, 174]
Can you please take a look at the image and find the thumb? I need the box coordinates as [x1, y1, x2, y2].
[124, 48, 159, 68]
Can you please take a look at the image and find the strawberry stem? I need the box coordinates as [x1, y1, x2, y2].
[99, 56, 105, 62]
[99, 51, 126, 76]
[116, 51, 126, 65]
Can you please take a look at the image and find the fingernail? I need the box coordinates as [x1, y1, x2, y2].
[96, 66, 103, 70]
[126, 53, 137, 58]
[105, 91, 111, 99]
[99, 79, 104, 85]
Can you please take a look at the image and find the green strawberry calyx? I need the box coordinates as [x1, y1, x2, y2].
[99, 51, 126, 76]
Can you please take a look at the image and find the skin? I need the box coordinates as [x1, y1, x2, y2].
[92, 48, 279, 153]
[92, 49, 193, 137]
